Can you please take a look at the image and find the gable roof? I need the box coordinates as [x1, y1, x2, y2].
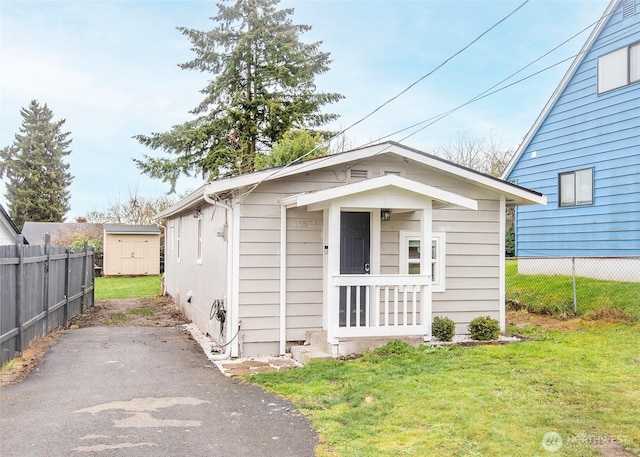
[158, 141, 545, 219]
[284, 174, 479, 211]
[502, 0, 620, 178]
[103, 224, 161, 235]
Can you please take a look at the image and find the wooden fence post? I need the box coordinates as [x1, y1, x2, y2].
[14, 234, 24, 355]
[43, 234, 51, 333]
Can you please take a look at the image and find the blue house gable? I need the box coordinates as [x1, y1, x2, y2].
[504, 0, 640, 257]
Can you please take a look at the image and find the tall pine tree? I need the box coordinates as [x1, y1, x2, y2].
[0, 100, 73, 229]
[134, 0, 343, 191]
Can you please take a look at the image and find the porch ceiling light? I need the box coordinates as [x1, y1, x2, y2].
[381, 209, 391, 221]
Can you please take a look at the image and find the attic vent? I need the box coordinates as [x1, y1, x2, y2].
[384, 170, 401, 176]
[350, 169, 368, 179]
[623, 0, 635, 18]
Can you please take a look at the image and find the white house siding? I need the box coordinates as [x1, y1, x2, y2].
[0, 226, 15, 245]
[164, 204, 229, 340]
[237, 180, 326, 356]
[232, 157, 505, 354]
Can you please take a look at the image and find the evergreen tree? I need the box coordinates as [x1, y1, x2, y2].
[134, 0, 343, 191]
[254, 129, 327, 171]
[0, 100, 73, 229]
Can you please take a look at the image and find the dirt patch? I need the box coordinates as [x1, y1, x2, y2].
[592, 440, 638, 457]
[72, 296, 189, 328]
[1, 296, 188, 389]
[507, 310, 586, 332]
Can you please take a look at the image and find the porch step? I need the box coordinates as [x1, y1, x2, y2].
[290, 345, 331, 365]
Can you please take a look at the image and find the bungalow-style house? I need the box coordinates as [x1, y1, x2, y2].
[103, 224, 161, 276]
[0, 204, 21, 245]
[503, 0, 639, 280]
[158, 142, 545, 358]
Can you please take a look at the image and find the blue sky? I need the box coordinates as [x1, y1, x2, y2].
[0, 0, 610, 220]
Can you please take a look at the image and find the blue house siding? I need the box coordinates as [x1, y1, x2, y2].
[507, 0, 640, 257]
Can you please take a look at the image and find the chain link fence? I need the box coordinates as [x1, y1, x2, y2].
[506, 256, 640, 320]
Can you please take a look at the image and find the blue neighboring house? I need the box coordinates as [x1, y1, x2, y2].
[503, 0, 640, 261]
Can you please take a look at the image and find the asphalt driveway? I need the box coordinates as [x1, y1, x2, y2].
[0, 327, 318, 457]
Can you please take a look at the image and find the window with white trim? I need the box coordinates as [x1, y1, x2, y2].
[169, 226, 175, 252]
[400, 231, 446, 292]
[196, 213, 203, 263]
[598, 42, 640, 93]
[559, 168, 593, 207]
[177, 217, 182, 263]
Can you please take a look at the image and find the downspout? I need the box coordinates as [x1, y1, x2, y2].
[499, 195, 506, 332]
[279, 203, 287, 355]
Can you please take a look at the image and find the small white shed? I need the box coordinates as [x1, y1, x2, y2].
[103, 224, 161, 276]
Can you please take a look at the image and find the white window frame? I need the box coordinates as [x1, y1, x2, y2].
[196, 212, 203, 264]
[400, 231, 446, 292]
[177, 217, 182, 263]
[598, 42, 640, 93]
[168, 225, 175, 252]
[559, 168, 593, 207]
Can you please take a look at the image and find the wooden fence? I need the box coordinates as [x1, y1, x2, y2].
[0, 235, 94, 366]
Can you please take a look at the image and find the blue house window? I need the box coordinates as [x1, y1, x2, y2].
[598, 42, 640, 93]
[559, 168, 593, 207]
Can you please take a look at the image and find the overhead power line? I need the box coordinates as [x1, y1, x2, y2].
[239, 0, 531, 199]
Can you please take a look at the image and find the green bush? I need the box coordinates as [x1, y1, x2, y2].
[373, 340, 415, 356]
[432, 316, 455, 342]
[468, 316, 500, 341]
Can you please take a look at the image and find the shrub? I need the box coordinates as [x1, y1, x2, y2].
[373, 340, 415, 356]
[468, 316, 500, 341]
[432, 316, 455, 342]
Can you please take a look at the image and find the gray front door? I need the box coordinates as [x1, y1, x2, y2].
[339, 212, 370, 326]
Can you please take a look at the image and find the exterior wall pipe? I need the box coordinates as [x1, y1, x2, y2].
[279, 203, 287, 355]
[202, 193, 237, 357]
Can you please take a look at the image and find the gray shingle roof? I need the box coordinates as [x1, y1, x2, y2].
[103, 224, 161, 235]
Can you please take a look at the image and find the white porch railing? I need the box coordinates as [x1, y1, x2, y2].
[330, 274, 432, 340]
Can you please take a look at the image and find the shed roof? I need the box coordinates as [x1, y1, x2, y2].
[103, 224, 161, 235]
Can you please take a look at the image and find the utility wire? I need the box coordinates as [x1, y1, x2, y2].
[238, 0, 530, 200]
[367, 14, 635, 148]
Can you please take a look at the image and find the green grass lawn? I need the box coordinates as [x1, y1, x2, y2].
[506, 259, 640, 320]
[94, 275, 161, 300]
[252, 324, 640, 456]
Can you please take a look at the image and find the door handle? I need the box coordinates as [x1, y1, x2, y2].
[364, 263, 370, 273]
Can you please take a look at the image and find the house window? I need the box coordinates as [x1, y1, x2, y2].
[559, 168, 593, 207]
[598, 42, 640, 93]
[169, 226, 175, 251]
[177, 217, 182, 263]
[196, 214, 203, 263]
[400, 231, 446, 292]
